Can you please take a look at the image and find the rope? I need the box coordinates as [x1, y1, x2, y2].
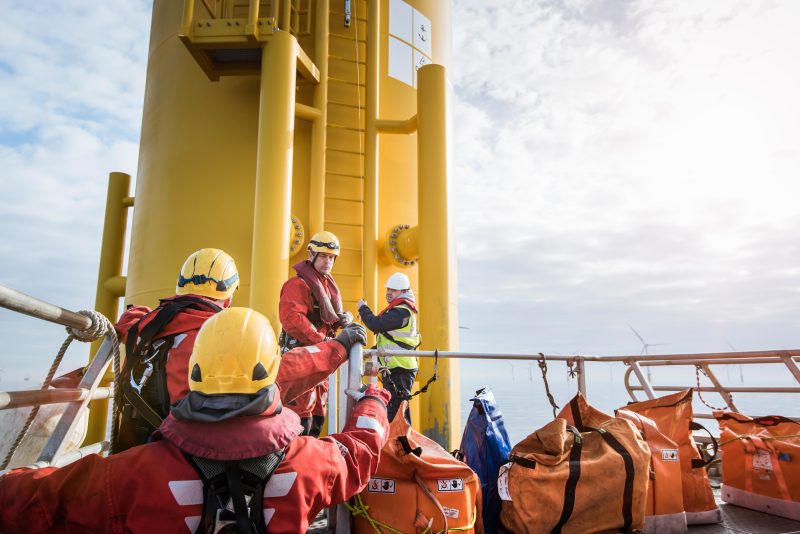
[345, 494, 406, 534]
[1, 310, 121, 470]
[566, 358, 577, 379]
[345, 493, 477, 534]
[694, 365, 730, 411]
[719, 433, 800, 448]
[538, 353, 560, 419]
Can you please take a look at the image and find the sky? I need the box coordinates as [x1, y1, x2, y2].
[0, 1, 799, 423]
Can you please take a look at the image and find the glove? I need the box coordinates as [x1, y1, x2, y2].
[334, 323, 367, 353]
[336, 311, 354, 328]
[346, 384, 391, 408]
[357, 299, 368, 309]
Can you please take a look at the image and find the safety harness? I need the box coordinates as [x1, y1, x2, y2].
[278, 295, 323, 354]
[380, 349, 439, 402]
[115, 296, 221, 453]
[187, 449, 285, 534]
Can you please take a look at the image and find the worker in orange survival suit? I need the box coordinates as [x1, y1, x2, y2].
[0, 308, 389, 533]
[112, 247, 240, 452]
[279, 230, 352, 437]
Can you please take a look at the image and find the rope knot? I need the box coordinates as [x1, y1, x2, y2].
[67, 310, 112, 342]
[567, 358, 578, 379]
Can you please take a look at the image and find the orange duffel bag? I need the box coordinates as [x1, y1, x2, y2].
[351, 401, 482, 533]
[499, 416, 650, 533]
[625, 389, 721, 525]
[714, 411, 800, 521]
[559, 394, 687, 533]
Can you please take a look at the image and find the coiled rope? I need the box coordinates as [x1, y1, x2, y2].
[345, 493, 477, 533]
[1, 310, 121, 469]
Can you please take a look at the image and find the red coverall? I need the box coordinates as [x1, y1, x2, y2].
[279, 276, 338, 419]
[115, 294, 220, 404]
[0, 340, 389, 533]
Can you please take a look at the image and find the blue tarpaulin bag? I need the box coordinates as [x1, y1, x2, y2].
[458, 387, 512, 533]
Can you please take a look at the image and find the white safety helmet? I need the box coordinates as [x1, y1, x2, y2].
[385, 272, 411, 291]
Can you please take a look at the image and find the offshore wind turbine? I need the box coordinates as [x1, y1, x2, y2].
[628, 325, 667, 381]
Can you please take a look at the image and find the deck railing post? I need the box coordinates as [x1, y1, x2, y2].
[629, 360, 656, 399]
[86, 171, 131, 445]
[576, 358, 587, 396]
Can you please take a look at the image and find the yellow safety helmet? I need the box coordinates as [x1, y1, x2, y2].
[188, 307, 280, 395]
[176, 248, 239, 300]
[307, 230, 340, 257]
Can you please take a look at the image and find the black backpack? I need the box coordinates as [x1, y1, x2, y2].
[113, 295, 221, 453]
[187, 450, 285, 534]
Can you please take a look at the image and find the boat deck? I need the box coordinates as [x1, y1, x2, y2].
[691, 477, 799, 534]
[308, 478, 800, 533]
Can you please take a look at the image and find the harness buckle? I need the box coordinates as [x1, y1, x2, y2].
[129, 339, 166, 393]
[130, 362, 154, 394]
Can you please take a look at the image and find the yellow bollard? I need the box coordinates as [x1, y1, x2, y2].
[416, 64, 460, 449]
[250, 30, 298, 333]
[85, 172, 131, 445]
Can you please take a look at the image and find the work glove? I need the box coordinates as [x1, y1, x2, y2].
[345, 383, 391, 408]
[334, 323, 367, 353]
[336, 311, 354, 328]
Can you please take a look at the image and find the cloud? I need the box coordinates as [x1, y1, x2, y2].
[1, 0, 799, 396]
[451, 0, 800, 355]
[0, 2, 149, 389]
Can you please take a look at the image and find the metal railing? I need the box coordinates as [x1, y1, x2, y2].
[361, 347, 800, 423]
[0, 284, 116, 471]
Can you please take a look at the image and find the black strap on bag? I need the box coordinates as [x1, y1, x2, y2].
[188, 450, 285, 534]
[689, 420, 719, 468]
[398, 436, 423, 457]
[596, 428, 635, 534]
[569, 396, 588, 432]
[508, 454, 538, 470]
[551, 425, 583, 534]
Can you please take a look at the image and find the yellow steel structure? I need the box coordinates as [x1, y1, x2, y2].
[94, 0, 459, 448]
[250, 29, 298, 329]
[416, 65, 459, 445]
[85, 172, 132, 445]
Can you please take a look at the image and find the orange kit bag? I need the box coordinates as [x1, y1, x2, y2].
[714, 411, 800, 521]
[499, 416, 650, 533]
[351, 401, 482, 533]
[559, 394, 687, 533]
[625, 389, 721, 525]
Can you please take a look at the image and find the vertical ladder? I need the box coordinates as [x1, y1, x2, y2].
[323, 1, 367, 308]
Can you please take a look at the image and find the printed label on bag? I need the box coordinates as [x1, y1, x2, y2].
[497, 463, 512, 501]
[367, 478, 396, 493]
[661, 449, 679, 462]
[437, 478, 464, 492]
[753, 450, 773, 471]
[442, 506, 460, 519]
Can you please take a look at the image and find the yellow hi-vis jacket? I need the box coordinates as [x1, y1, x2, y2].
[376, 304, 420, 370]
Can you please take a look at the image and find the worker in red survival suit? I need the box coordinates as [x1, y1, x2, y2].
[279, 230, 353, 437]
[111, 247, 240, 453]
[0, 307, 388, 533]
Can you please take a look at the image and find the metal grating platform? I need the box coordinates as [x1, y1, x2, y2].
[690, 478, 800, 534]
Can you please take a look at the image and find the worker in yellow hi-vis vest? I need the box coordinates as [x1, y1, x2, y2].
[358, 273, 421, 423]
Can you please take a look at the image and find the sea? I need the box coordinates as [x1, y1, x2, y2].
[0, 312, 796, 448]
[457, 358, 798, 447]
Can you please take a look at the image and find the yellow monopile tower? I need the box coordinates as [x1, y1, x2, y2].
[92, 0, 459, 448]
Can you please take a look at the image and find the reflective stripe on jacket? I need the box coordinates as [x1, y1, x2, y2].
[0, 341, 389, 534]
[377, 304, 420, 370]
